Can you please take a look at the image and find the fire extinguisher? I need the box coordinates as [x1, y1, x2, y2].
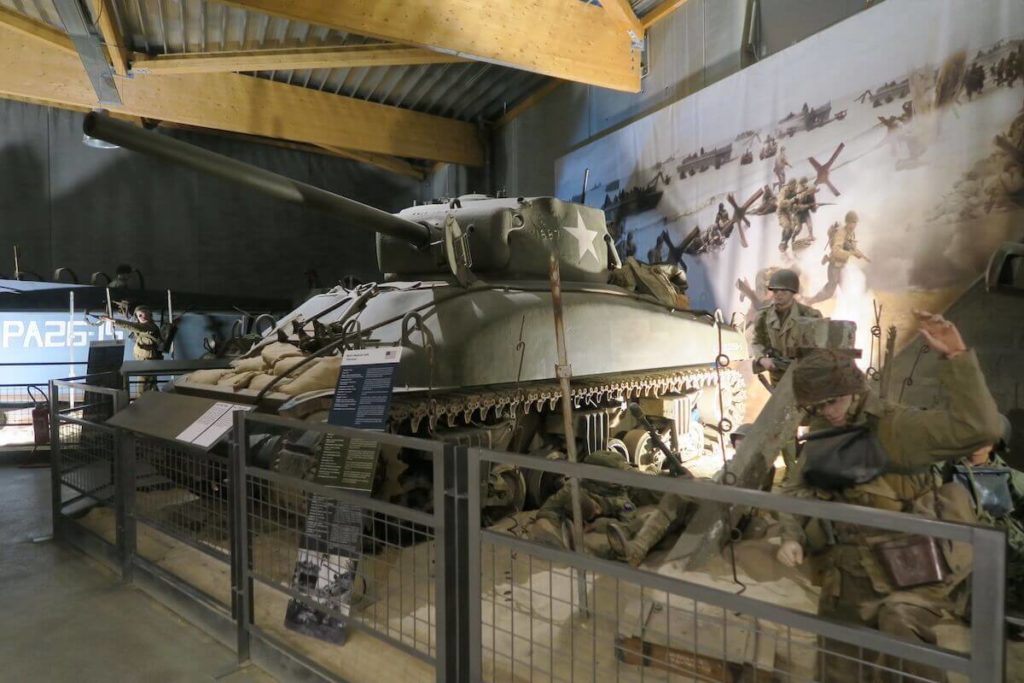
[28, 385, 49, 446]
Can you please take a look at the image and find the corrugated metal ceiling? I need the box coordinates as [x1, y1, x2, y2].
[2, 0, 656, 128]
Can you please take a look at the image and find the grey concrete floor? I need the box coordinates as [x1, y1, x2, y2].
[0, 464, 277, 683]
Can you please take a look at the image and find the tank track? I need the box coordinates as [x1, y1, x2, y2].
[389, 366, 747, 433]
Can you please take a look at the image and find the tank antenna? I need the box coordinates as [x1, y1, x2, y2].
[548, 250, 589, 615]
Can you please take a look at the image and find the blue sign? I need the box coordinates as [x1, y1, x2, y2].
[0, 312, 125, 385]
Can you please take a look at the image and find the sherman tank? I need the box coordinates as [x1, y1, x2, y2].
[85, 114, 748, 502]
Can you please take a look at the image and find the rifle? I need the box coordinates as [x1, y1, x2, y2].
[627, 403, 692, 478]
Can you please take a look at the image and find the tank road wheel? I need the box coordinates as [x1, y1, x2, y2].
[623, 428, 668, 474]
[606, 437, 629, 460]
[694, 367, 747, 460]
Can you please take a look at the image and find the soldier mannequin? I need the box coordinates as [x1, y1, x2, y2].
[529, 449, 689, 566]
[102, 305, 163, 390]
[750, 269, 821, 477]
[807, 210, 869, 304]
[776, 310, 1003, 682]
[750, 269, 822, 387]
[939, 416, 1024, 623]
[530, 450, 664, 559]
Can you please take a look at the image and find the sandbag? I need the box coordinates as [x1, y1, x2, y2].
[247, 373, 280, 392]
[273, 355, 310, 377]
[185, 368, 233, 385]
[260, 341, 302, 366]
[230, 355, 267, 372]
[216, 370, 259, 390]
[277, 356, 342, 395]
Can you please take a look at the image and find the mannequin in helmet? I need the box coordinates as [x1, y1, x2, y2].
[750, 269, 821, 478]
[750, 269, 822, 387]
[101, 305, 163, 391]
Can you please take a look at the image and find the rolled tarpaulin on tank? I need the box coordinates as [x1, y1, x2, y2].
[83, 113, 431, 247]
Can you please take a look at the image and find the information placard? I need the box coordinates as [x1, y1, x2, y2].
[174, 401, 252, 448]
[284, 347, 401, 644]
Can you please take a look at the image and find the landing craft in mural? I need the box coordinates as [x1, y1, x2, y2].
[555, 0, 1024, 366]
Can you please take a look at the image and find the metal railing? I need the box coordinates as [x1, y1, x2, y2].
[48, 382, 1009, 683]
[234, 412, 455, 676]
[49, 378, 127, 554]
[0, 383, 48, 428]
[466, 449, 1007, 683]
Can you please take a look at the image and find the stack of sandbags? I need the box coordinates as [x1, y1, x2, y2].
[181, 342, 344, 395]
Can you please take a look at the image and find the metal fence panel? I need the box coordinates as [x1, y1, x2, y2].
[50, 379, 124, 514]
[131, 435, 232, 561]
[238, 413, 450, 673]
[0, 382, 47, 427]
[467, 447, 1006, 683]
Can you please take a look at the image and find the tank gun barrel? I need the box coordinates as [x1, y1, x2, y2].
[83, 113, 430, 246]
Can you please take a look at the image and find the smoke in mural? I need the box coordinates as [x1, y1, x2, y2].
[556, 0, 1024, 362]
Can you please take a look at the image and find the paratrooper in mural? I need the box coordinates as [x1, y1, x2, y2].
[807, 210, 870, 305]
[776, 179, 800, 252]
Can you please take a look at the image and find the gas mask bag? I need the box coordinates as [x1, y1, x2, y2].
[799, 426, 890, 491]
[953, 465, 1014, 518]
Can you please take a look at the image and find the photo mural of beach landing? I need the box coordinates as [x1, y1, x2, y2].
[555, 0, 1024, 388]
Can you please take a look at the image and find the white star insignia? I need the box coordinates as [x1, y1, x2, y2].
[564, 210, 600, 264]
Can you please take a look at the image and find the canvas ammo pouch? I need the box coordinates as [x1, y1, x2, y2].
[799, 426, 890, 491]
[953, 465, 1014, 518]
[873, 534, 950, 589]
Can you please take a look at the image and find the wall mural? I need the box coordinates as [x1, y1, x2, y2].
[555, 0, 1024, 383]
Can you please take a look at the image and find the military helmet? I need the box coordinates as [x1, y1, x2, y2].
[729, 423, 753, 447]
[793, 349, 867, 405]
[845, 210, 859, 223]
[584, 449, 631, 471]
[767, 268, 800, 293]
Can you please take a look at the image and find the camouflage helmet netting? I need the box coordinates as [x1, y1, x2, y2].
[793, 349, 867, 405]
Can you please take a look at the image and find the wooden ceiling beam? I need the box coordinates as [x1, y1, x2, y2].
[89, 0, 130, 76]
[0, 28, 482, 165]
[319, 145, 427, 181]
[133, 43, 468, 75]
[641, 0, 691, 31]
[604, 0, 643, 38]
[0, 5, 75, 55]
[218, 0, 641, 92]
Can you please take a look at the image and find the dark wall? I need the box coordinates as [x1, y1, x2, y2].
[0, 99, 423, 301]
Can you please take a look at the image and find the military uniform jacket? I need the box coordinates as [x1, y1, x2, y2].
[825, 223, 858, 267]
[750, 302, 822, 383]
[780, 350, 1003, 612]
[111, 318, 163, 361]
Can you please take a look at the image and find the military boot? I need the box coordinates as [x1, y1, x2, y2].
[606, 521, 630, 560]
[529, 516, 572, 549]
[615, 494, 686, 566]
[621, 510, 671, 566]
